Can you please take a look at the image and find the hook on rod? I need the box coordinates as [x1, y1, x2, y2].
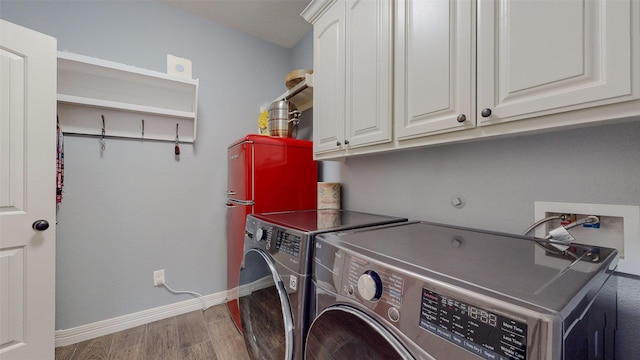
[101, 115, 106, 151]
[174, 123, 180, 156]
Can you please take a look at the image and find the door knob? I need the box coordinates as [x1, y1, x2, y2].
[32, 220, 49, 231]
[481, 108, 492, 117]
[457, 114, 466, 123]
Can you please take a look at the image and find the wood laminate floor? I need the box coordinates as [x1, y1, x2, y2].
[55, 304, 250, 360]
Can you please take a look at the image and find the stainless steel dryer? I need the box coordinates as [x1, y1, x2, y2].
[306, 221, 618, 360]
[236, 209, 407, 360]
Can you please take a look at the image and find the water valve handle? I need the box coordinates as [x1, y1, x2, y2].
[547, 226, 575, 251]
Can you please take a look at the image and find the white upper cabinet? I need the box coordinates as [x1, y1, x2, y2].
[345, 0, 393, 147]
[395, 0, 474, 139]
[304, 0, 393, 157]
[477, 0, 634, 126]
[306, 0, 639, 159]
[309, 1, 346, 154]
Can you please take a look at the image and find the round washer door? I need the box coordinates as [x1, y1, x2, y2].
[238, 249, 294, 359]
[305, 305, 414, 360]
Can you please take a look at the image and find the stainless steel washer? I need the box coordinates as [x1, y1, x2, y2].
[235, 209, 407, 360]
[306, 221, 618, 360]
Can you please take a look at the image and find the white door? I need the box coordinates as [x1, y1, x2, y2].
[394, 0, 474, 140]
[0, 20, 57, 359]
[345, 0, 393, 148]
[477, 0, 633, 126]
[312, 1, 346, 155]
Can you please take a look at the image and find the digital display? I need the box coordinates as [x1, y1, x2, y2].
[419, 288, 528, 360]
[274, 231, 301, 256]
[468, 305, 498, 327]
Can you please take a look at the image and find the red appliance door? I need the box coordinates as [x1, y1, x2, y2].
[226, 200, 251, 332]
[253, 141, 317, 213]
[226, 140, 253, 331]
[227, 140, 252, 202]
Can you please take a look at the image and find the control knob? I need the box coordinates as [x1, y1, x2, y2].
[255, 227, 267, 242]
[357, 270, 383, 301]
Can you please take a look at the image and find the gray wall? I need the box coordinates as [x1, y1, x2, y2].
[1, 0, 296, 330]
[291, 30, 313, 70]
[334, 121, 640, 360]
[289, 29, 314, 141]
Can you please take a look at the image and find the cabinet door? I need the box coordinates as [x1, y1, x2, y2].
[395, 0, 474, 140]
[477, 0, 633, 126]
[313, 2, 346, 154]
[345, 0, 393, 148]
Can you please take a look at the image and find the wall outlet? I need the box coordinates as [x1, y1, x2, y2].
[153, 269, 165, 287]
[534, 201, 640, 276]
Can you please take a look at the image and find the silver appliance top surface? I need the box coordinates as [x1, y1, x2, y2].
[316, 221, 618, 312]
[251, 209, 407, 234]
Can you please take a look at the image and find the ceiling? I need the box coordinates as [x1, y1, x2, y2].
[156, 0, 313, 48]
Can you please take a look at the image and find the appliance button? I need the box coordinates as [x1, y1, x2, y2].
[347, 284, 354, 295]
[388, 307, 400, 322]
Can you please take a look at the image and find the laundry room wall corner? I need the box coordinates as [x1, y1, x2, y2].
[1, 0, 294, 330]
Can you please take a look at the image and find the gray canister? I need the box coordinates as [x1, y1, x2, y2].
[268, 100, 300, 138]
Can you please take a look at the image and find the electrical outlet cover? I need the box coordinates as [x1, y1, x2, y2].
[153, 269, 165, 286]
[167, 54, 192, 79]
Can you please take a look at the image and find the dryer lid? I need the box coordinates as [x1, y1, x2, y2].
[315, 221, 618, 312]
[252, 209, 407, 234]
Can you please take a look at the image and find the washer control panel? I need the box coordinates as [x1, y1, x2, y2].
[419, 288, 528, 360]
[343, 255, 404, 323]
[244, 216, 309, 274]
[273, 230, 302, 256]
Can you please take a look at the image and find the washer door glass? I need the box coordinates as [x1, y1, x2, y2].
[305, 306, 413, 360]
[239, 249, 293, 359]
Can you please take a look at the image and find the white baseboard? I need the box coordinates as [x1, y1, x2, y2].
[54, 290, 229, 347]
[54, 276, 276, 347]
[234, 275, 273, 298]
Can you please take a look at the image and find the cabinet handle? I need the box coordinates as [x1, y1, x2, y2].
[336, 141, 341, 147]
[481, 108, 492, 117]
[344, 140, 350, 145]
[457, 114, 466, 123]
